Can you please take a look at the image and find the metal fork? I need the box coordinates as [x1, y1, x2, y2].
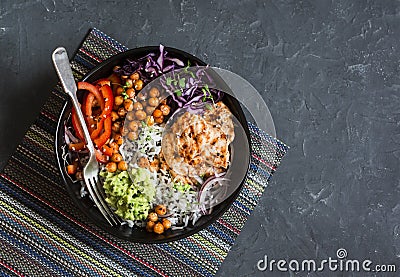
[52, 47, 120, 226]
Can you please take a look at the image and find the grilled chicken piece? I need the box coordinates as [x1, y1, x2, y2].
[203, 101, 235, 144]
[162, 101, 234, 178]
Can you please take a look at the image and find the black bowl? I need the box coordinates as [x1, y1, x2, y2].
[55, 46, 250, 243]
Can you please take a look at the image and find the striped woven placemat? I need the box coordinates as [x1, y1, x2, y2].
[0, 28, 288, 277]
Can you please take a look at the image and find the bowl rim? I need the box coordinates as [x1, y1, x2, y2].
[55, 46, 251, 243]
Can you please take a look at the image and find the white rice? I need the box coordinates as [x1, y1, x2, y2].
[154, 170, 202, 227]
[120, 123, 203, 228]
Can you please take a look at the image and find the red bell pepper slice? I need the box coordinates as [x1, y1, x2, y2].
[95, 149, 109, 164]
[95, 78, 111, 87]
[90, 117, 105, 140]
[89, 84, 113, 140]
[73, 82, 114, 160]
[71, 107, 84, 141]
[68, 142, 86, 151]
[93, 116, 112, 149]
[99, 84, 114, 117]
[81, 83, 113, 136]
[83, 93, 97, 133]
[78, 81, 104, 110]
[83, 93, 94, 115]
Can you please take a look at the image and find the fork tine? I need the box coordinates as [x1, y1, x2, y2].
[90, 176, 121, 225]
[85, 177, 115, 226]
[84, 155, 121, 226]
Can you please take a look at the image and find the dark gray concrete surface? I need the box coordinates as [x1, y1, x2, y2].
[1, 0, 400, 276]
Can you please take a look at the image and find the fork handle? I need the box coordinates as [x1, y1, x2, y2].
[52, 47, 96, 155]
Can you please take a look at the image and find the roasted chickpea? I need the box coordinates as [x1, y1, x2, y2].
[133, 102, 143, 111]
[128, 131, 138, 141]
[126, 111, 135, 121]
[148, 97, 159, 107]
[109, 141, 119, 153]
[154, 115, 164, 124]
[114, 133, 123, 145]
[106, 162, 117, 173]
[128, 121, 139, 131]
[112, 132, 120, 140]
[137, 92, 146, 101]
[140, 100, 148, 108]
[117, 137, 124, 145]
[162, 219, 171, 230]
[116, 87, 124, 96]
[145, 106, 155, 115]
[159, 104, 171, 116]
[121, 75, 128, 80]
[124, 99, 134, 111]
[118, 161, 128, 171]
[126, 88, 135, 98]
[149, 87, 160, 98]
[153, 222, 164, 234]
[111, 111, 119, 122]
[155, 204, 167, 216]
[138, 157, 150, 168]
[135, 79, 144, 91]
[130, 72, 140, 80]
[117, 107, 127, 117]
[145, 115, 154, 126]
[135, 110, 147, 121]
[114, 95, 124, 106]
[120, 125, 129, 136]
[112, 122, 121, 133]
[146, 221, 155, 232]
[111, 153, 123, 163]
[153, 109, 162, 118]
[125, 79, 133, 88]
[148, 212, 158, 222]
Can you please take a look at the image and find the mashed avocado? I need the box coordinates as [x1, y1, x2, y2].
[100, 167, 156, 221]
